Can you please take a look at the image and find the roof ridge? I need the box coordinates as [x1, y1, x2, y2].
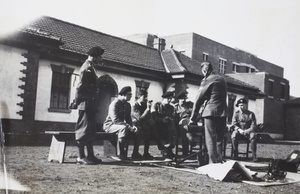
[169, 49, 186, 72]
[40, 16, 159, 51]
[224, 74, 259, 90]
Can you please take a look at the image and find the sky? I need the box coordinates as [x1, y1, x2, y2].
[1, 0, 300, 97]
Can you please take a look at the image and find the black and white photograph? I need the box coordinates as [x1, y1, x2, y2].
[1, 0, 300, 193]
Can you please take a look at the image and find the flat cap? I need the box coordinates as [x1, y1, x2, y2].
[161, 91, 174, 98]
[236, 98, 247, 107]
[87, 46, 104, 57]
[119, 86, 132, 95]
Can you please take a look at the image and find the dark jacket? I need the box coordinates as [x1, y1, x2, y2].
[190, 73, 228, 122]
[103, 98, 133, 129]
[132, 101, 151, 124]
[231, 109, 257, 133]
[76, 59, 98, 111]
[151, 102, 175, 124]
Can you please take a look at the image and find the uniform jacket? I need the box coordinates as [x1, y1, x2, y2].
[151, 102, 175, 124]
[76, 59, 98, 111]
[131, 101, 151, 124]
[231, 109, 257, 133]
[190, 73, 228, 122]
[103, 98, 133, 129]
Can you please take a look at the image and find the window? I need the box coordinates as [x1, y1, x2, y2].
[246, 67, 250, 73]
[49, 64, 74, 112]
[135, 80, 150, 99]
[268, 79, 274, 98]
[280, 82, 286, 100]
[219, 58, 227, 74]
[232, 62, 238, 73]
[203, 52, 209, 61]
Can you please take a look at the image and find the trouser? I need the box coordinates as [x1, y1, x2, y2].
[75, 110, 96, 159]
[203, 117, 226, 164]
[179, 125, 190, 156]
[156, 121, 177, 146]
[77, 140, 95, 159]
[231, 131, 257, 158]
[104, 124, 132, 157]
[133, 119, 161, 155]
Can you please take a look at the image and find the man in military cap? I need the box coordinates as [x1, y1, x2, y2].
[73, 46, 104, 165]
[231, 98, 258, 161]
[131, 90, 164, 159]
[151, 91, 177, 161]
[103, 86, 138, 160]
[189, 61, 228, 164]
[174, 91, 190, 157]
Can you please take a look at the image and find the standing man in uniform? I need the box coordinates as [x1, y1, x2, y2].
[189, 61, 228, 164]
[74, 46, 104, 165]
[231, 98, 258, 161]
[103, 86, 138, 160]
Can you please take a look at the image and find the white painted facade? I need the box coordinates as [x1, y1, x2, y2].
[0, 45, 26, 120]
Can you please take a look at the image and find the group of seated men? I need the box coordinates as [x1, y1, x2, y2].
[103, 86, 194, 161]
[103, 86, 258, 162]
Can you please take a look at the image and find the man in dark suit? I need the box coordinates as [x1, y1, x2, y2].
[74, 46, 104, 165]
[189, 61, 228, 164]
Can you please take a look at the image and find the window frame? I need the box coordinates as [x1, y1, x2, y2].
[48, 64, 74, 113]
[232, 62, 239, 73]
[280, 82, 286, 100]
[219, 58, 227, 74]
[203, 52, 209, 61]
[268, 79, 274, 99]
[135, 80, 150, 100]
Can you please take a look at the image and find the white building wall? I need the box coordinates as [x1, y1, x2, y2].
[35, 59, 165, 122]
[0, 44, 26, 119]
[35, 59, 78, 122]
[186, 84, 200, 102]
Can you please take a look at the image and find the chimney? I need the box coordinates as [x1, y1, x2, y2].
[153, 37, 166, 51]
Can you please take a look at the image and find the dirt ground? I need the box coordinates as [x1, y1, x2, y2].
[2, 143, 300, 194]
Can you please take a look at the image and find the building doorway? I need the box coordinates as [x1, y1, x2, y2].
[95, 75, 118, 131]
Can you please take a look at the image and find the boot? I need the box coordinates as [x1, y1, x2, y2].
[86, 141, 102, 164]
[231, 138, 238, 159]
[117, 138, 129, 160]
[251, 139, 258, 162]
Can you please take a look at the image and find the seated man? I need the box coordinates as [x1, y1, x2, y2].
[151, 91, 177, 161]
[174, 91, 192, 157]
[231, 98, 258, 162]
[131, 90, 164, 160]
[103, 86, 138, 160]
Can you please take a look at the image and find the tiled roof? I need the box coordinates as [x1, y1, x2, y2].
[20, 16, 263, 96]
[161, 49, 262, 93]
[223, 74, 261, 91]
[161, 49, 202, 74]
[26, 16, 165, 72]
